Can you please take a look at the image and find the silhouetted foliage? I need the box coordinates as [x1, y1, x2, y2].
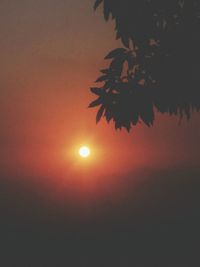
[89, 0, 200, 131]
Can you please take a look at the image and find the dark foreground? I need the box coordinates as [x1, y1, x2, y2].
[1, 168, 200, 267]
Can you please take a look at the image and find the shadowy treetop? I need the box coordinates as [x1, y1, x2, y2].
[90, 0, 200, 131]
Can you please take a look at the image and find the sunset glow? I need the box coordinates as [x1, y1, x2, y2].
[1, 1, 200, 266]
[79, 146, 91, 158]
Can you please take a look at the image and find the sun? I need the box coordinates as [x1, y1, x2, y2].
[79, 146, 91, 158]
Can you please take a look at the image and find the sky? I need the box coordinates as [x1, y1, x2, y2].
[0, 1, 200, 266]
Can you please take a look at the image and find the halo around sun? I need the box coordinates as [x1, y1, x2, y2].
[79, 146, 91, 158]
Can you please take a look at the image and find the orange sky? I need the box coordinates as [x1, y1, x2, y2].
[1, 4, 200, 266]
[0, 0, 200, 202]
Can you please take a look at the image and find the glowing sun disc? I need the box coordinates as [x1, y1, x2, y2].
[79, 146, 91, 158]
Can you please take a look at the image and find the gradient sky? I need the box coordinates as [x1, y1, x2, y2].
[0, 0, 199, 207]
[1, 0, 199, 175]
[1, 1, 200, 266]
[0, 0, 200, 207]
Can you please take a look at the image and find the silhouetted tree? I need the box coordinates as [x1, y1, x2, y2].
[89, 0, 200, 131]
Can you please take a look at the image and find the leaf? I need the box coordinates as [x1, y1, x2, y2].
[103, 81, 112, 90]
[124, 122, 131, 132]
[90, 87, 103, 95]
[100, 69, 110, 74]
[104, 1, 111, 21]
[115, 120, 122, 130]
[121, 35, 130, 48]
[110, 58, 124, 75]
[131, 112, 139, 125]
[88, 97, 102, 108]
[94, 0, 103, 10]
[105, 108, 113, 123]
[95, 75, 108, 83]
[96, 105, 105, 123]
[105, 48, 127, 59]
[140, 106, 154, 127]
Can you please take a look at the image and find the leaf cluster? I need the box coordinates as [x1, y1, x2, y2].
[90, 0, 200, 130]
